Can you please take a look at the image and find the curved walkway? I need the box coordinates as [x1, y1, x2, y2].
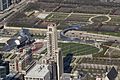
[60, 25, 81, 41]
[88, 15, 111, 24]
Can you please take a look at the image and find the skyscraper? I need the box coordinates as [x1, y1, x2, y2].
[0, 0, 12, 11]
[0, 0, 22, 11]
[47, 23, 58, 60]
[46, 23, 63, 80]
[0, 54, 9, 79]
[56, 48, 63, 80]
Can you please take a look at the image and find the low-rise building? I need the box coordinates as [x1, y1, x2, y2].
[4, 48, 35, 74]
[24, 64, 50, 80]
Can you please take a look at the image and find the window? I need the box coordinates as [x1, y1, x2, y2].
[32, 78, 39, 80]
[49, 28, 52, 31]
[29, 78, 32, 80]
[36, 78, 39, 80]
[40, 78, 43, 80]
[25, 77, 28, 80]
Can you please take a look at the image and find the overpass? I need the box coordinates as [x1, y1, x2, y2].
[60, 25, 120, 43]
[60, 25, 81, 41]
[4, 26, 120, 43]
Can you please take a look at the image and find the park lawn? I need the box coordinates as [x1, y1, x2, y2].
[39, 42, 99, 56]
[0, 43, 5, 50]
[46, 12, 93, 22]
[58, 42, 99, 56]
[68, 13, 92, 22]
[57, 21, 81, 30]
[47, 12, 69, 20]
[88, 31, 120, 37]
[91, 16, 109, 23]
[110, 15, 120, 24]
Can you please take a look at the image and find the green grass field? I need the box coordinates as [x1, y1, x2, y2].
[47, 12, 120, 24]
[47, 12, 69, 20]
[46, 12, 93, 22]
[0, 43, 4, 51]
[91, 16, 109, 23]
[109, 15, 120, 24]
[58, 42, 99, 56]
[7, 11, 120, 37]
[67, 13, 92, 22]
[88, 31, 120, 37]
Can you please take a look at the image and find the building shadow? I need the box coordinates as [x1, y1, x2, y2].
[63, 53, 73, 73]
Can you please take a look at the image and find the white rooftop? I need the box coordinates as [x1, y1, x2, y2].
[25, 64, 50, 78]
[37, 13, 49, 19]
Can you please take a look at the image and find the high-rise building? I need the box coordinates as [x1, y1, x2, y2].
[47, 23, 58, 60]
[0, 0, 12, 11]
[0, 66, 6, 79]
[0, 55, 9, 79]
[56, 48, 63, 80]
[46, 23, 63, 80]
[0, 0, 22, 11]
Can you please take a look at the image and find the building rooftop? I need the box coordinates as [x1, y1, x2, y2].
[107, 67, 118, 80]
[3, 28, 34, 52]
[37, 13, 49, 19]
[25, 64, 49, 78]
[62, 73, 71, 80]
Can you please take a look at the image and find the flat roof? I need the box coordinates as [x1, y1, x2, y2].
[25, 64, 49, 78]
[0, 37, 10, 43]
[10, 54, 17, 59]
[37, 13, 49, 19]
